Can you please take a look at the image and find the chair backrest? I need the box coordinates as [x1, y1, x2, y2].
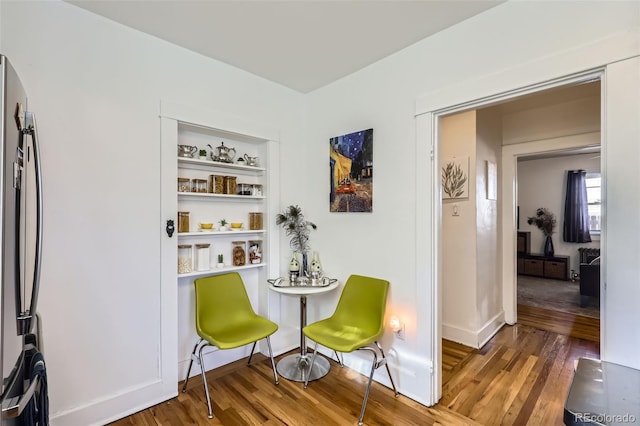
[193, 272, 257, 338]
[330, 274, 389, 339]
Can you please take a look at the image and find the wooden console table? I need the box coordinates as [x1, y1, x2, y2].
[517, 253, 569, 280]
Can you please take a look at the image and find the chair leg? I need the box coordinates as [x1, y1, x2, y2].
[375, 341, 399, 397]
[334, 351, 344, 367]
[197, 343, 214, 419]
[247, 341, 257, 365]
[355, 342, 398, 425]
[182, 338, 203, 392]
[303, 342, 320, 389]
[357, 346, 379, 426]
[265, 336, 279, 385]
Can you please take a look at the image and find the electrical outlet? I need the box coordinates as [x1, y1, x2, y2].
[395, 323, 405, 340]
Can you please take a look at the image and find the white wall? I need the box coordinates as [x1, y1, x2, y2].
[307, 0, 638, 405]
[518, 153, 601, 270]
[475, 109, 503, 338]
[602, 57, 640, 369]
[502, 95, 600, 145]
[440, 111, 478, 343]
[439, 108, 504, 349]
[1, 0, 638, 423]
[1, 1, 305, 424]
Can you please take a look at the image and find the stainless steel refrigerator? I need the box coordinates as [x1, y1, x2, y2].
[0, 55, 46, 425]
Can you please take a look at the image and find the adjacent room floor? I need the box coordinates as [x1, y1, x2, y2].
[517, 275, 599, 318]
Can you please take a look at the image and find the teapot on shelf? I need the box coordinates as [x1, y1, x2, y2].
[243, 154, 259, 167]
[177, 144, 197, 158]
[207, 141, 236, 163]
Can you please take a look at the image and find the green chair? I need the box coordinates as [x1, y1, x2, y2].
[302, 274, 398, 425]
[181, 272, 279, 418]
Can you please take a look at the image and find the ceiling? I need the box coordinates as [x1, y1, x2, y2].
[66, 0, 504, 93]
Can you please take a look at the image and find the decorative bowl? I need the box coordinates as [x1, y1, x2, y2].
[230, 222, 243, 229]
[200, 223, 214, 229]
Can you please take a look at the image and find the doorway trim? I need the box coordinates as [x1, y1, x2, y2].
[415, 67, 604, 404]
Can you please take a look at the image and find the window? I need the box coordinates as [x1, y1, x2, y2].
[586, 173, 601, 233]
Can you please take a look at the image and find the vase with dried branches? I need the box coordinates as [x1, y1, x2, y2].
[276, 205, 317, 274]
[527, 207, 557, 256]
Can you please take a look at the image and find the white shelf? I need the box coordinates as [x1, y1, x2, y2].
[178, 157, 265, 173]
[177, 262, 266, 279]
[178, 230, 265, 238]
[178, 192, 265, 200]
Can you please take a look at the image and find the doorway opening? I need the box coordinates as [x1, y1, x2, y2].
[432, 70, 604, 403]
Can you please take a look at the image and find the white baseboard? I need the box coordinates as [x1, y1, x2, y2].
[51, 380, 177, 426]
[315, 344, 433, 407]
[443, 311, 505, 348]
[477, 311, 506, 348]
[442, 323, 478, 348]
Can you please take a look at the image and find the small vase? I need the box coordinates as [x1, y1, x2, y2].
[310, 251, 322, 274]
[544, 235, 554, 257]
[289, 251, 300, 280]
[302, 252, 309, 276]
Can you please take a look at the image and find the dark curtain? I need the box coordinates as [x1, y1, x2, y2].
[563, 170, 592, 243]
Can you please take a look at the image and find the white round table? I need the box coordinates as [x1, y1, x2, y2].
[268, 280, 340, 382]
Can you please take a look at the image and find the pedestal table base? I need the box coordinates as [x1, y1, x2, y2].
[276, 353, 331, 382]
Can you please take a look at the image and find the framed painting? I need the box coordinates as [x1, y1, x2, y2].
[442, 156, 469, 199]
[329, 128, 373, 212]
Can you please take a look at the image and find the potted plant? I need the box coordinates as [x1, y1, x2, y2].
[276, 205, 317, 273]
[216, 254, 224, 268]
[527, 207, 557, 256]
[199, 149, 207, 160]
[219, 219, 229, 232]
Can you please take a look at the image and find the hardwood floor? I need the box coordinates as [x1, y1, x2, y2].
[517, 303, 600, 342]
[111, 307, 599, 425]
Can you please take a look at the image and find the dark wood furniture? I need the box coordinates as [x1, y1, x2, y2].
[579, 262, 600, 306]
[518, 253, 570, 280]
[517, 231, 531, 254]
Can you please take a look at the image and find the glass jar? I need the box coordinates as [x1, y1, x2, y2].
[252, 184, 263, 197]
[192, 178, 208, 193]
[248, 240, 262, 264]
[178, 244, 193, 274]
[238, 183, 252, 196]
[178, 211, 190, 233]
[224, 176, 237, 195]
[249, 212, 263, 230]
[232, 241, 246, 266]
[209, 175, 224, 194]
[195, 243, 211, 271]
[177, 177, 191, 192]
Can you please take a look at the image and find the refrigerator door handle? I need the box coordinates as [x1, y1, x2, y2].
[15, 112, 42, 336]
[0, 375, 39, 419]
[25, 112, 43, 323]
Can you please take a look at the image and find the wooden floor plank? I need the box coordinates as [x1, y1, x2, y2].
[517, 303, 600, 342]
